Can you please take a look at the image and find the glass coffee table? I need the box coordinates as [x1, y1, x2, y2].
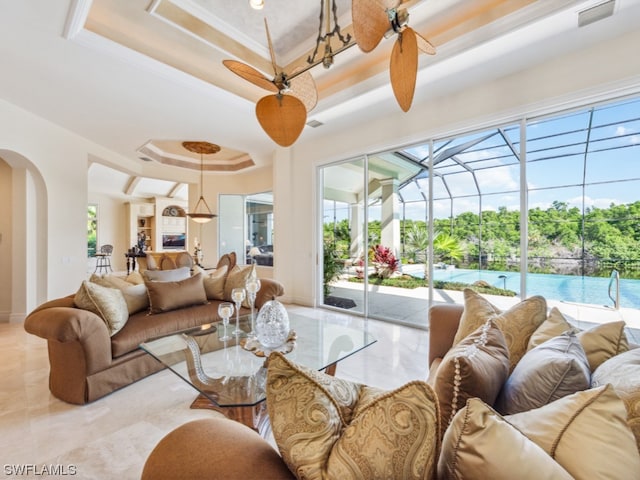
[140, 311, 376, 435]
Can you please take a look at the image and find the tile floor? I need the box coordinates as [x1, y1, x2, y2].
[1, 305, 430, 480]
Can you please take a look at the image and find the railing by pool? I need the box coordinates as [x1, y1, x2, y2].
[609, 270, 620, 310]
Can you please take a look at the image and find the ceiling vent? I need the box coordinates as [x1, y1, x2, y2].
[306, 119, 324, 128]
[139, 156, 153, 162]
[578, 0, 615, 27]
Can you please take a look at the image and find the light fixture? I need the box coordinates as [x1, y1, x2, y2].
[183, 141, 219, 224]
[249, 0, 264, 10]
[307, 0, 352, 69]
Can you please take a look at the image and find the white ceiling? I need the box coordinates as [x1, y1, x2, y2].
[1, 0, 639, 199]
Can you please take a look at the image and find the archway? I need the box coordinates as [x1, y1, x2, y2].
[0, 149, 47, 321]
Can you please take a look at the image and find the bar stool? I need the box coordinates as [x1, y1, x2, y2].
[94, 244, 113, 274]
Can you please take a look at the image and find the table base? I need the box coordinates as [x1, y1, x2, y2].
[190, 395, 271, 438]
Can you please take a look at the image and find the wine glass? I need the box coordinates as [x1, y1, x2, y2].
[231, 288, 246, 336]
[217, 302, 234, 341]
[245, 278, 261, 337]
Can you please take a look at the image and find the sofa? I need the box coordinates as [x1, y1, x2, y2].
[24, 255, 284, 405]
[142, 289, 640, 480]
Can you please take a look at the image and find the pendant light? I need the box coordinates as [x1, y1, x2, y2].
[183, 141, 219, 223]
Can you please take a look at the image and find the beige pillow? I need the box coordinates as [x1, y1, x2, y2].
[506, 384, 640, 479]
[143, 266, 191, 282]
[266, 352, 440, 480]
[527, 307, 576, 350]
[495, 332, 590, 415]
[125, 271, 145, 285]
[433, 319, 509, 429]
[90, 274, 149, 314]
[223, 264, 256, 307]
[591, 347, 640, 454]
[454, 289, 547, 372]
[438, 398, 573, 480]
[577, 321, 629, 371]
[74, 281, 128, 335]
[202, 265, 228, 300]
[145, 272, 207, 314]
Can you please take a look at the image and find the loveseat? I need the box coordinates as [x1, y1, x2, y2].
[24, 258, 284, 405]
[142, 289, 640, 480]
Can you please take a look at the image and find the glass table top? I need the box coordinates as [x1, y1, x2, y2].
[139, 311, 376, 408]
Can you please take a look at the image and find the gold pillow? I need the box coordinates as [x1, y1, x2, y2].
[145, 272, 208, 314]
[527, 307, 575, 350]
[591, 348, 640, 454]
[453, 289, 547, 371]
[125, 271, 145, 285]
[74, 281, 128, 335]
[202, 265, 228, 301]
[577, 321, 629, 371]
[223, 264, 256, 307]
[434, 319, 509, 429]
[90, 274, 149, 314]
[266, 352, 440, 480]
[438, 398, 573, 480]
[506, 384, 640, 479]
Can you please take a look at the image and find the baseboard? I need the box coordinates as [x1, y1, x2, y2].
[0, 312, 26, 323]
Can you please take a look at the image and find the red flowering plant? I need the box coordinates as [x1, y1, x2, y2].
[371, 244, 399, 279]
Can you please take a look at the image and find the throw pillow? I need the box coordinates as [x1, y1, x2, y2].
[506, 384, 640, 479]
[266, 352, 440, 480]
[143, 266, 191, 282]
[125, 271, 145, 285]
[495, 332, 591, 415]
[223, 264, 256, 307]
[90, 274, 149, 315]
[527, 306, 576, 350]
[145, 272, 208, 314]
[202, 265, 228, 301]
[433, 319, 509, 429]
[577, 320, 629, 371]
[591, 347, 640, 454]
[74, 281, 129, 335]
[438, 398, 574, 480]
[453, 289, 547, 372]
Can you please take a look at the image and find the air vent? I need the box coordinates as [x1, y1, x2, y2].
[578, 0, 615, 27]
[306, 119, 324, 128]
[139, 156, 153, 162]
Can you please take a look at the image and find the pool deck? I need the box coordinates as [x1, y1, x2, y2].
[329, 278, 640, 344]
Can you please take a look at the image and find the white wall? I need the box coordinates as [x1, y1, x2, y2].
[0, 159, 12, 320]
[278, 28, 640, 308]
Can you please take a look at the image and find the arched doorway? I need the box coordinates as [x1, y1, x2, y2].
[0, 149, 47, 321]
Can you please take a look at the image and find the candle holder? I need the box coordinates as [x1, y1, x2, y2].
[245, 278, 261, 337]
[231, 287, 246, 336]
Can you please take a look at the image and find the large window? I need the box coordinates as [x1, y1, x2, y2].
[319, 94, 640, 325]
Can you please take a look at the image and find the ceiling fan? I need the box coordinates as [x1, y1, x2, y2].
[223, 19, 318, 148]
[352, 0, 436, 112]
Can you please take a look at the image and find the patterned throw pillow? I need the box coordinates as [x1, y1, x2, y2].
[74, 281, 129, 335]
[90, 274, 149, 314]
[527, 307, 576, 350]
[266, 352, 441, 480]
[433, 319, 509, 429]
[453, 289, 547, 372]
[591, 347, 640, 454]
[495, 332, 591, 415]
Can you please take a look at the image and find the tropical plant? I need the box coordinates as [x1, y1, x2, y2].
[323, 240, 343, 298]
[370, 244, 399, 279]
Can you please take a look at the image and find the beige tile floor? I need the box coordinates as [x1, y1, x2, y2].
[1, 304, 430, 480]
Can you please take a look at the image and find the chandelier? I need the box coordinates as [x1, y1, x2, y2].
[182, 141, 219, 223]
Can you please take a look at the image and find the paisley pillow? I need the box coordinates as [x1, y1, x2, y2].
[266, 352, 441, 480]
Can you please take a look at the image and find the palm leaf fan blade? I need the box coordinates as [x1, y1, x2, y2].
[287, 68, 318, 113]
[256, 95, 307, 147]
[352, 0, 389, 53]
[223, 60, 278, 93]
[390, 28, 418, 112]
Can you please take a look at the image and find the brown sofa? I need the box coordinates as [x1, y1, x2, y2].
[24, 275, 284, 405]
[142, 299, 640, 480]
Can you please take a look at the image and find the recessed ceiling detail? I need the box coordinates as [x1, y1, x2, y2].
[137, 140, 255, 172]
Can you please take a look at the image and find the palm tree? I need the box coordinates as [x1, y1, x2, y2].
[433, 232, 464, 264]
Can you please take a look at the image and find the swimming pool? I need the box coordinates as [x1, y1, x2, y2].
[406, 266, 640, 308]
